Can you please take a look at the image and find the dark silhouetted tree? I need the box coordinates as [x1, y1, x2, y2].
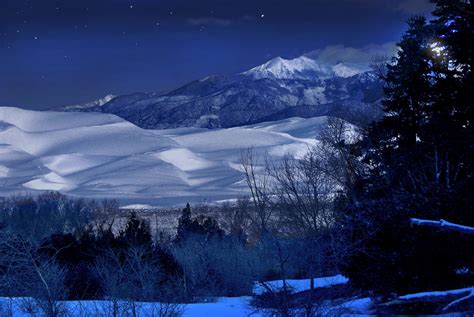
[341, 7, 474, 297]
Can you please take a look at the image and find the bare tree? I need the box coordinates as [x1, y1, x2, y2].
[94, 246, 184, 317]
[94, 249, 130, 317]
[315, 117, 362, 198]
[240, 148, 276, 238]
[0, 232, 69, 317]
[219, 198, 251, 239]
[271, 153, 335, 236]
[267, 118, 361, 268]
[0, 193, 93, 245]
[370, 53, 390, 79]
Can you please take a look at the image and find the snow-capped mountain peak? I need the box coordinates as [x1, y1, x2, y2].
[242, 56, 331, 80]
[242, 55, 370, 80]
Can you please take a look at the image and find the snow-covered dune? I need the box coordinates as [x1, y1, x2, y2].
[0, 107, 324, 206]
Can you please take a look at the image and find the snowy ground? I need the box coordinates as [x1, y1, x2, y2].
[3, 274, 469, 316]
[0, 296, 374, 317]
[0, 275, 373, 316]
[0, 297, 256, 317]
[0, 107, 330, 207]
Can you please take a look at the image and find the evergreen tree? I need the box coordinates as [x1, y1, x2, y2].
[427, 0, 474, 196]
[341, 5, 474, 296]
[381, 16, 432, 150]
[175, 203, 224, 242]
[176, 203, 192, 242]
[120, 212, 152, 247]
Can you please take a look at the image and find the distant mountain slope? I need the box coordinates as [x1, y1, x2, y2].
[0, 107, 335, 206]
[59, 94, 116, 111]
[56, 55, 383, 129]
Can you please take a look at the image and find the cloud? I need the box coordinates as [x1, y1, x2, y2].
[395, 0, 434, 15]
[305, 42, 398, 67]
[187, 17, 232, 27]
[326, 0, 432, 15]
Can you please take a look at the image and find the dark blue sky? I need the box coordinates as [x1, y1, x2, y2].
[0, 0, 432, 109]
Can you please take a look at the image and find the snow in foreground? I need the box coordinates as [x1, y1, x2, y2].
[3, 274, 471, 316]
[0, 297, 254, 317]
[0, 275, 373, 316]
[0, 107, 334, 206]
[0, 296, 375, 317]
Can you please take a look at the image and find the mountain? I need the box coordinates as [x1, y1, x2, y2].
[0, 107, 334, 206]
[242, 56, 331, 80]
[242, 56, 367, 80]
[56, 55, 382, 129]
[59, 94, 116, 111]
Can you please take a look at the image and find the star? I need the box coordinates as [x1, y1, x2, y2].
[129, 5, 134, 9]
[260, 14, 265, 18]
[34, 36, 38, 40]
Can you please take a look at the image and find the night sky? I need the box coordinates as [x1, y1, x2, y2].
[1, 0, 433, 109]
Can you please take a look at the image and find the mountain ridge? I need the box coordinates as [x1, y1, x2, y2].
[55, 55, 383, 129]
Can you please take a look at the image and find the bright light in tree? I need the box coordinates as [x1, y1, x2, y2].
[429, 41, 446, 58]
